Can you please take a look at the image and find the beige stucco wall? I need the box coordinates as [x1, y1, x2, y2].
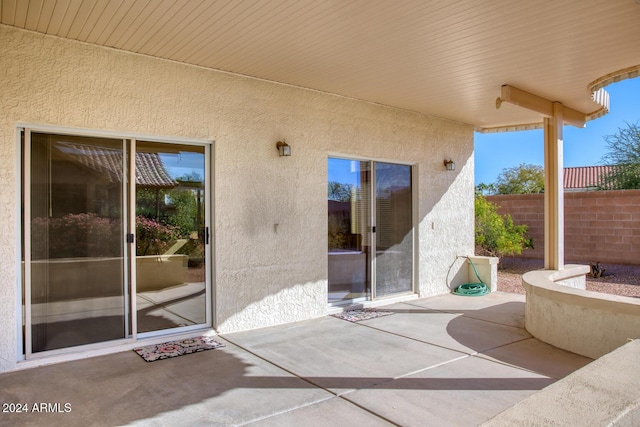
[0, 25, 474, 370]
[523, 266, 640, 359]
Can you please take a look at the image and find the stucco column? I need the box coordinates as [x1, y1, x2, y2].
[543, 102, 564, 270]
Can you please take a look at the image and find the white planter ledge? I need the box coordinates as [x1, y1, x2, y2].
[523, 265, 640, 359]
[467, 256, 498, 292]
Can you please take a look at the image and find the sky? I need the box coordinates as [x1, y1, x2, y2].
[160, 151, 205, 179]
[474, 77, 640, 186]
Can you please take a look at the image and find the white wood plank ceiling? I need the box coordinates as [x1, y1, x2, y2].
[2, 0, 639, 131]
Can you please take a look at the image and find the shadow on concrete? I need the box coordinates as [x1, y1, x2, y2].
[0, 341, 556, 427]
[0, 297, 592, 426]
[375, 298, 593, 379]
[0, 344, 249, 426]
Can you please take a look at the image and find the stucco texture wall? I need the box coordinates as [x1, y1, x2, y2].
[0, 25, 474, 369]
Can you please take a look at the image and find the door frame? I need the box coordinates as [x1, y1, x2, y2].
[371, 161, 416, 300]
[18, 123, 214, 359]
[130, 138, 214, 341]
[327, 154, 418, 305]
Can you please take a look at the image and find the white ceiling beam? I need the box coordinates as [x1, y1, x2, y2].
[497, 85, 586, 128]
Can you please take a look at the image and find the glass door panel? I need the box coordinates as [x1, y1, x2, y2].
[135, 142, 207, 333]
[29, 133, 126, 353]
[374, 163, 413, 297]
[327, 158, 371, 304]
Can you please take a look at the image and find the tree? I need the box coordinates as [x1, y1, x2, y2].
[475, 182, 497, 196]
[495, 163, 544, 194]
[475, 195, 532, 258]
[328, 181, 353, 201]
[600, 121, 640, 189]
[165, 186, 198, 236]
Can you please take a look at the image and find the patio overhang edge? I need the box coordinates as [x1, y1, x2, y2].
[476, 65, 640, 133]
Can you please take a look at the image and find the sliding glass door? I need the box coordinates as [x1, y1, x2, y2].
[135, 142, 208, 334]
[328, 157, 414, 305]
[327, 159, 371, 303]
[27, 132, 127, 353]
[23, 130, 211, 356]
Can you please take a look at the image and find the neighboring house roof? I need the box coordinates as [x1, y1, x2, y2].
[134, 152, 179, 188]
[563, 165, 619, 191]
[55, 142, 177, 188]
[2, 1, 639, 132]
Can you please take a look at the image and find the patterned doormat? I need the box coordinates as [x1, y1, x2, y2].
[133, 336, 225, 362]
[332, 308, 394, 323]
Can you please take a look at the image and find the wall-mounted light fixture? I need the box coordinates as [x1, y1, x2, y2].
[276, 140, 291, 157]
[444, 159, 455, 171]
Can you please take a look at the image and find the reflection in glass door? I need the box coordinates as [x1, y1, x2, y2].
[27, 133, 127, 353]
[327, 159, 371, 303]
[135, 142, 208, 334]
[23, 130, 211, 356]
[328, 158, 414, 304]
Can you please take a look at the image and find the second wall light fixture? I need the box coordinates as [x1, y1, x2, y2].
[443, 159, 455, 171]
[276, 140, 291, 157]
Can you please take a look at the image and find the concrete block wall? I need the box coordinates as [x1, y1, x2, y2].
[487, 190, 640, 265]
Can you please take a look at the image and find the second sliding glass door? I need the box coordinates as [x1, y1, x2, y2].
[328, 158, 414, 305]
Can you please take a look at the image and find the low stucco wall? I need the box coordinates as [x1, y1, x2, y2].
[445, 256, 498, 293]
[30, 258, 124, 302]
[136, 255, 189, 291]
[467, 256, 498, 292]
[523, 265, 640, 359]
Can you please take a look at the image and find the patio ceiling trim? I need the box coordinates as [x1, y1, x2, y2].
[490, 64, 640, 268]
[481, 65, 640, 134]
[586, 64, 640, 122]
[589, 64, 640, 92]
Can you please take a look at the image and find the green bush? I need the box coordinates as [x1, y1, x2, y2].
[475, 196, 532, 258]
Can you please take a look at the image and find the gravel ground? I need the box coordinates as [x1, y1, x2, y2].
[498, 257, 640, 298]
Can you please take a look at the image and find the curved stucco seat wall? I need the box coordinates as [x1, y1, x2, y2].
[523, 266, 640, 359]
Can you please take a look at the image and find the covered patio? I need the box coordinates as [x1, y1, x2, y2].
[1, 3, 640, 419]
[1, 292, 600, 426]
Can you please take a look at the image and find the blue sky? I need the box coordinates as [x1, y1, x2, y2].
[474, 77, 640, 186]
[161, 151, 204, 179]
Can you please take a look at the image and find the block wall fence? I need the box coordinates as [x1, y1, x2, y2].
[487, 190, 640, 266]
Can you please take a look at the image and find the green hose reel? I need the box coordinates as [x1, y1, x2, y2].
[452, 257, 489, 296]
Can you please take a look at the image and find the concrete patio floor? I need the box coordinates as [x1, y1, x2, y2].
[0, 292, 593, 426]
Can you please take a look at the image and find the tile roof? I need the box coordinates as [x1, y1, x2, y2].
[134, 152, 179, 188]
[55, 142, 177, 188]
[563, 165, 618, 190]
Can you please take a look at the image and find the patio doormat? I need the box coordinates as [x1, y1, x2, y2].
[332, 308, 394, 323]
[133, 336, 225, 362]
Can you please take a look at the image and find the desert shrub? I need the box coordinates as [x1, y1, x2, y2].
[475, 196, 532, 258]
